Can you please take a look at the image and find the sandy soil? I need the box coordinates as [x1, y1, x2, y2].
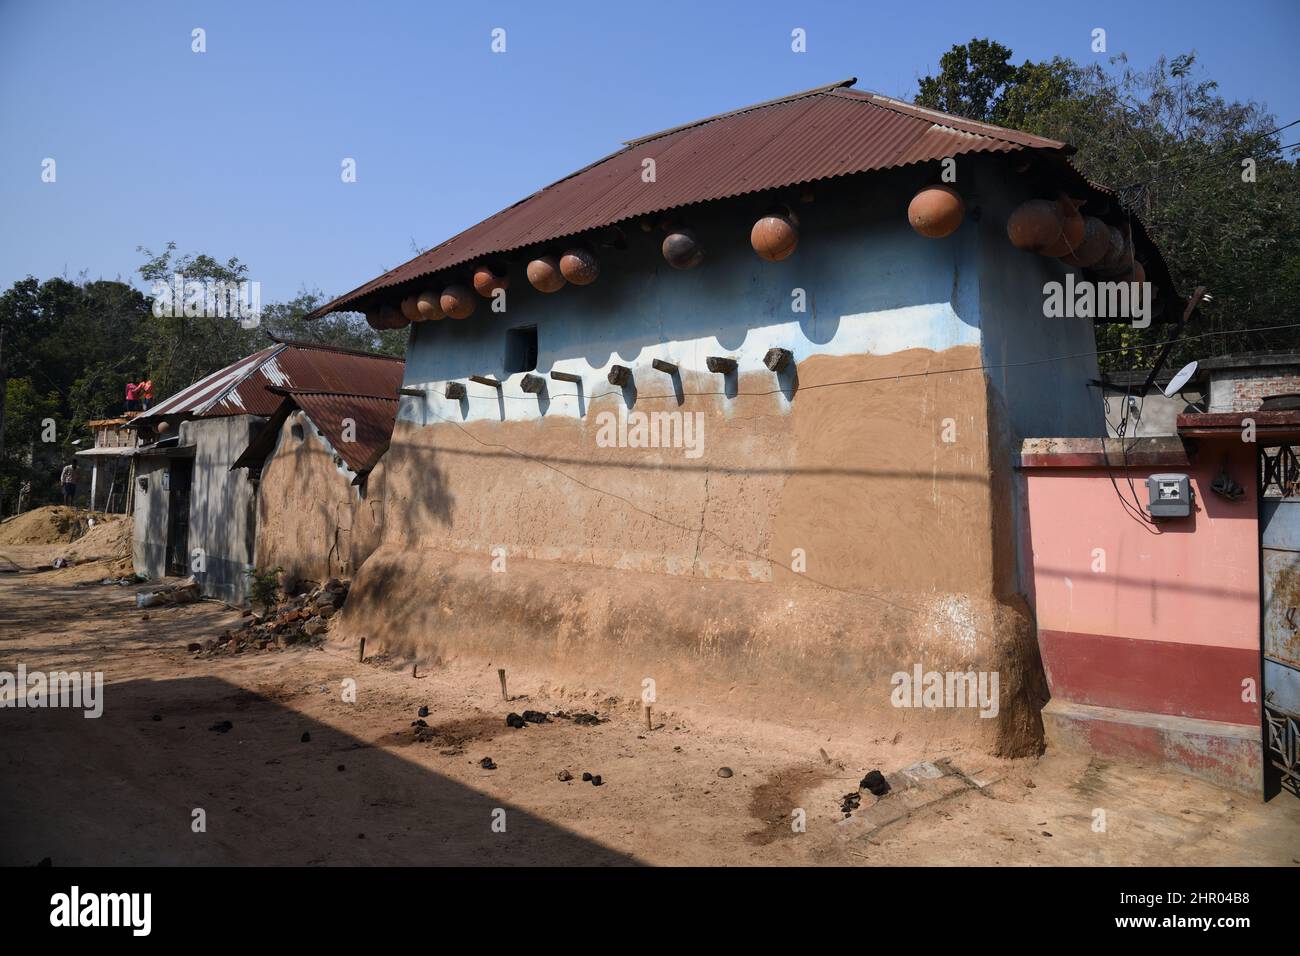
[2, 545, 1298, 866]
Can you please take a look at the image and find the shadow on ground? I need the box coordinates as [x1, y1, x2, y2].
[0, 673, 640, 866]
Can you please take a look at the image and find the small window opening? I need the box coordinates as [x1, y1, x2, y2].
[505, 325, 538, 374]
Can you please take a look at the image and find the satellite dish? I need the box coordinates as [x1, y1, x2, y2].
[1163, 361, 1198, 398]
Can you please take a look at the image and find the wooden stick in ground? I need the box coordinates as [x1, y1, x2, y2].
[644, 705, 652, 731]
[498, 668, 508, 701]
[358, 637, 366, 663]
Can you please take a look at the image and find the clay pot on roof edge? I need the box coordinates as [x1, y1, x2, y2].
[751, 207, 799, 261]
[1042, 196, 1086, 257]
[907, 184, 964, 239]
[559, 247, 600, 285]
[440, 285, 476, 320]
[1059, 216, 1110, 268]
[527, 255, 566, 293]
[399, 295, 422, 323]
[472, 263, 510, 298]
[662, 228, 704, 270]
[378, 304, 409, 330]
[1007, 199, 1064, 254]
[416, 289, 445, 321]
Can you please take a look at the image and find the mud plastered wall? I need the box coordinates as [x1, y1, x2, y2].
[255, 411, 375, 587]
[336, 168, 1087, 755]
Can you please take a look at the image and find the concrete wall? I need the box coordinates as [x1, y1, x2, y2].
[339, 161, 1102, 754]
[254, 410, 378, 587]
[188, 416, 260, 605]
[1021, 437, 1262, 793]
[131, 456, 169, 578]
[132, 416, 261, 605]
[1102, 386, 1206, 438]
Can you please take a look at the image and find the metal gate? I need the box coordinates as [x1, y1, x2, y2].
[1261, 445, 1300, 797]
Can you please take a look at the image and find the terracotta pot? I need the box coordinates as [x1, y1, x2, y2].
[907, 185, 964, 239]
[156, 420, 171, 435]
[559, 248, 600, 285]
[364, 308, 385, 331]
[1060, 216, 1111, 268]
[662, 228, 703, 270]
[379, 304, 408, 330]
[399, 296, 422, 323]
[1042, 196, 1086, 257]
[1094, 227, 1134, 277]
[471, 264, 509, 298]
[416, 289, 445, 321]
[440, 285, 476, 320]
[1007, 199, 1064, 253]
[750, 211, 799, 261]
[527, 255, 566, 293]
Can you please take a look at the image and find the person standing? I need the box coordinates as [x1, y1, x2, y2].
[60, 461, 79, 507]
[139, 378, 154, 410]
[124, 379, 140, 412]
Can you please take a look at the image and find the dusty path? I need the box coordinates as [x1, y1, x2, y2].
[2, 558, 1298, 866]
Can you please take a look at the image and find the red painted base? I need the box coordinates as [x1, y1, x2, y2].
[1043, 699, 1262, 797]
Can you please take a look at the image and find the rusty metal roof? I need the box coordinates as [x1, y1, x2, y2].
[135, 341, 404, 422]
[231, 389, 398, 477]
[308, 79, 1075, 318]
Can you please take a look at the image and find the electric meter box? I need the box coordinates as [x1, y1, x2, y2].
[1146, 473, 1193, 518]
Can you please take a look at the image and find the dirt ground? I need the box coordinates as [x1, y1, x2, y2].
[2, 544, 1299, 866]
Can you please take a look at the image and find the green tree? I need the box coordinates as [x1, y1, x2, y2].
[917, 41, 1300, 369]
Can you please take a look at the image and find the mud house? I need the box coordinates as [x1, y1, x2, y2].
[128, 340, 403, 604]
[306, 79, 1185, 756]
[232, 386, 398, 587]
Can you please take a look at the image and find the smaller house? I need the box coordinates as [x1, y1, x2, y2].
[232, 387, 398, 587]
[128, 340, 403, 604]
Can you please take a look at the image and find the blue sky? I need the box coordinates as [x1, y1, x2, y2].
[2, 0, 1296, 304]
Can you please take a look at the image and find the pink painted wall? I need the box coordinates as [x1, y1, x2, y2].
[1024, 442, 1260, 725]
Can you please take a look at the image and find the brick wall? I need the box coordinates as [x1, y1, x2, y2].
[1208, 366, 1300, 412]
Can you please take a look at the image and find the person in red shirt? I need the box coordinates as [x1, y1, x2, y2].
[125, 380, 140, 412]
[139, 379, 154, 410]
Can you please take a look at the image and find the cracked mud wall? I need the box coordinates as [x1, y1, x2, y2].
[337, 344, 1045, 755]
[254, 412, 381, 588]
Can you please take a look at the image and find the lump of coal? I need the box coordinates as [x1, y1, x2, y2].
[591, 775, 603, 786]
[505, 712, 526, 729]
[840, 792, 862, 816]
[209, 720, 233, 734]
[557, 769, 573, 782]
[300, 731, 311, 743]
[411, 718, 428, 728]
[581, 772, 593, 782]
[480, 757, 497, 770]
[417, 705, 429, 718]
[572, 713, 606, 726]
[717, 767, 734, 778]
[521, 710, 550, 724]
[860, 770, 891, 796]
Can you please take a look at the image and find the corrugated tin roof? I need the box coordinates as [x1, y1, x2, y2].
[230, 389, 398, 477]
[308, 79, 1076, 319]
[134, 341, 404, 422]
